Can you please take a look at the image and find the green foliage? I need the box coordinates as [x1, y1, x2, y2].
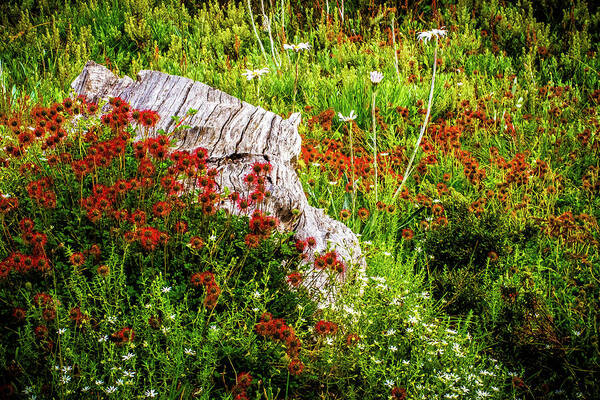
[1, 0, 599, 398]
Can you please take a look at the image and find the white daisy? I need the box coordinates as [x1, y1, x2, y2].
[417, 27, 447, 42]
[338, 110, 357, 122]
[370, 70, 384, 84]
[283, 42, 311, 52]
[242, 67, 270, 81]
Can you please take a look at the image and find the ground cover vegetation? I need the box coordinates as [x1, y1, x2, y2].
[0, 0, 599, 399]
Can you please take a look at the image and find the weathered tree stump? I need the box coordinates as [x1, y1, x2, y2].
[71, 61, 365, 295]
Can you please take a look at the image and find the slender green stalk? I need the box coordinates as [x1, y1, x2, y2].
[371, 89, 378, 202]
[293, 56, 299, 107]
[391, 16, 400, 84]
[392, 41, 439, 201]
[348, 121, 356, 216]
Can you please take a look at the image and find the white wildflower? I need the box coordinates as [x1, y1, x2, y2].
[283, 42, 311, 52]
[389, 345, 398, 352]
[184, 348, 196, 356]
[98, 335, 108, 343]
[242, 67, 270, 81]
[209, 234, 217, 241]
[105, 386, 117, 394]
[338, 110, 357, 122]
[161, 286, 171, 293]
[123, 370, 135, 378]
[95, 380, 104, 386]
[417, 27, 447, 43]
[81, 386, 90, 392]
[384, 379, 394, 388]
[370, 70, 384, 84]
[121, 352, 135, 361]
[145, 389, 157, 398]
[161, 326, 170, 334]
[58, 328, 67, 335]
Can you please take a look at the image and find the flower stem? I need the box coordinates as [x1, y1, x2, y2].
[392, 40, 438, 201]
[293, 56, 299, 108]
[391, 16, 400, 84]
[371, 89, 378, 203]
[348, 121, 356, 216]
[247, 0, 269, 65]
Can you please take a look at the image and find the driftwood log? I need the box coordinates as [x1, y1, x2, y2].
[71, 61, 365, 295]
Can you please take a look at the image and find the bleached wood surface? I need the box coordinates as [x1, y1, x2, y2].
[72, 61, 365, 294]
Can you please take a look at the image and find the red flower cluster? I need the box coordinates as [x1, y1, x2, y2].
[286, 272, 303, 287]
[233, 161, 272, 214]
[300, 138, 405, 193]
[111, 327, 135, 345]
[26, 177, 56, 209]
[69, 307, 88, 327]
[0, 193, 18, 214]
[71, 136, 128, 180]
[0, 250, 52, 278]
[132, 109, 160, 128]
[294, 236, 317, 257]
[391, 386, 407, 400]
[189, 271, 220, 309]
[255, 312, 303, 373]
[245, 209, 279, 249]
[99, 97, 135, 130]
[314, 320, 338, 335]
[313, 251, 346, 274]
[231, 372, 252, 399]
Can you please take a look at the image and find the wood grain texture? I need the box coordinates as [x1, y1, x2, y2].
[71, 61, 366, 296]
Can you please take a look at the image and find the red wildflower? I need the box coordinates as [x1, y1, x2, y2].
[391, 386, 407, 400]
[152, 201, 172, 218]
[401, 228, 414, 240]
[236, 372, 253, 388]
[357, 207, 370, 220]
[97, 265, 110, 276]
[288, 358, 305, 375]
[139, 110, 159, 128]
[69, 252, 85, 267]
[189, 236, 204, 250]
[12, 307, 26, 322]
[245, 234, 260, 248]
[286, 272, 303, 287]
[346, 333, 360, 346]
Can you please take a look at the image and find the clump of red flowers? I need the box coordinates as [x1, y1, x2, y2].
[231, 372, 253, 399]
[111, 327, 135, 345]
[245, 209, 278, 249]
[314, 320, 338, 335]
[255, 312, 304, 372]
[313, 250, 346, 274]
[190, 271, 221, 309]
